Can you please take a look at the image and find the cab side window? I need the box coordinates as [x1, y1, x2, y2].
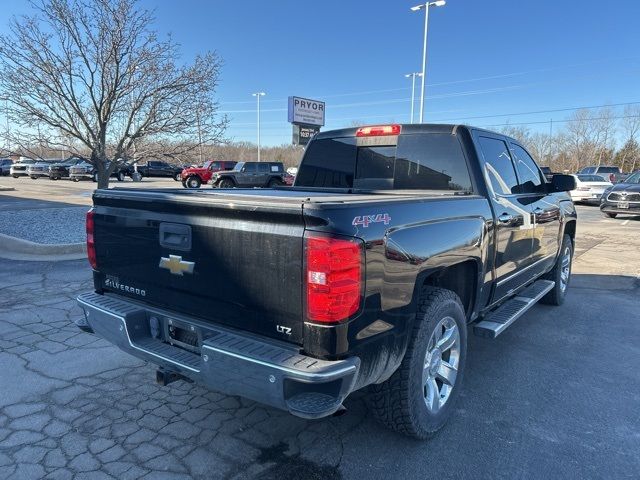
[243, 163, 257, 173]
[511, 144, 544, 194]
[258, 163, 270, 173]
[478, 136, 519, 195]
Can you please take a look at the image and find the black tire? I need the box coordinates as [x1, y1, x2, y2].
[541, 234, 573, 306]
[366, 286, 467, 439]
[218, 178, 235, 189]
[50, 176, 58, 180]
[73, 177, 80, 182]
[185, 176, 201, 189]
[92, 173, 98, 183]
[174, 172, 182, 181]
[12, 175, 19, 179]
[268, 178, 281, 188]
[117, 172, 125, 182]
[604, 212, 617, 218]
[30, 176, 38, 180]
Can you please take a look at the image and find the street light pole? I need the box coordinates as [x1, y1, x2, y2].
[405, 72, 422, 123]
[411, 0, 445, 123]
[252, 92, 266, 161]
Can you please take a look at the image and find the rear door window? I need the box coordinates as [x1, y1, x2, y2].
[258, 163, 270, 173]
[477, 136, 519, 195]
[243, 163, 257, 173]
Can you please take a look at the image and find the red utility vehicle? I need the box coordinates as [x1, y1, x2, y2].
[181, 160, 237, 188]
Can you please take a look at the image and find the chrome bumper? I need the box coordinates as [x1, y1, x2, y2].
[76, 292, 359, 419]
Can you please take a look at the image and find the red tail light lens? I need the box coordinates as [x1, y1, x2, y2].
[355, 124, 401, 137]
[86, 209, 97, 269]
[305, 233, 363, 323]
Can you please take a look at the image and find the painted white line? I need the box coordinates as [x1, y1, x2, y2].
[622, 220, 630, 226]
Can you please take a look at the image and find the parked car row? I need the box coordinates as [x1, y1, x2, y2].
[2, 158, 185, 182]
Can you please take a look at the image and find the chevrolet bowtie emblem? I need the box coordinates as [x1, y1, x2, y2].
[159, 255, 195, 276]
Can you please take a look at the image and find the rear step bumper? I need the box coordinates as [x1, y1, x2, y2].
[76, 292, 359, 419]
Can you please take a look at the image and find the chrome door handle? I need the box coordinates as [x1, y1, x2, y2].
[533, 207, 544, 214]
[497, 213, 514, 224]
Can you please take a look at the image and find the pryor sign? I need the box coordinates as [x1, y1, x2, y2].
[287, 96, 325, 127]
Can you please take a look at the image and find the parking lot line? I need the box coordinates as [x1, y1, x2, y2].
[621, 219, 630, 225]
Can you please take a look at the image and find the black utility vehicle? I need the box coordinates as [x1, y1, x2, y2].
[136, 160, 184, 181]
[211, 161, 285, 188]
[600, 170, 640, 218]
[48, 158, 85, 180]
[77, 124, 577, 438]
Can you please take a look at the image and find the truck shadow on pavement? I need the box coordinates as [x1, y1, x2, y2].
[1, 262, 638, 480]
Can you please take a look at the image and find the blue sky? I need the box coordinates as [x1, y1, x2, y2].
[1, 0, 639, 146]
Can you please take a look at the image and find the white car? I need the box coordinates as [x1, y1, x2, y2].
[570, 174, 612, 204]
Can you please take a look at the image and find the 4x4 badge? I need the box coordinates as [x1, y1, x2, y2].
[159, 255, 195, 276]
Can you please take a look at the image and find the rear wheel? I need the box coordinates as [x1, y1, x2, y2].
[541, 234, 573, 306]
[268, 178, 281, 188]
[604, 212, 617, 218]
[92, 173, 98, 182]
[218, 178, 235, 189]
[117, 172, 125, 182]
[174, 172, 182, 181]
[186, 176, 201, 189]
[367, 286, 467, 439]
[30, 176, 38, 180]
[12, 174, 19, 178]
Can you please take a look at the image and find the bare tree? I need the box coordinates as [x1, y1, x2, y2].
[618, 105, 640, 172]
[0, 0, 227, 187]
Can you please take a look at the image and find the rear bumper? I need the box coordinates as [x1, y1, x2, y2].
[76, 292, 359, 419]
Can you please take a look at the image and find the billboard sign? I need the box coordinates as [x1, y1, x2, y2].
[292, 124, 320, 146]
[288, 96, 325, 126]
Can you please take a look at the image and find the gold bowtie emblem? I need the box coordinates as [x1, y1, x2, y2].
[159, 255, 195, 276]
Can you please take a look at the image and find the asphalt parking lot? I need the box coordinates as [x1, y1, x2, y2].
[1, 179, 639, 479]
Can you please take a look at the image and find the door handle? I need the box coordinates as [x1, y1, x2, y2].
[533, 207, 544, 214]
[497, 213, 514, 224]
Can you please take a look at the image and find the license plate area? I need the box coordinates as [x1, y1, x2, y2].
[163, 318, 202, 354]
[618, 201, 629, 209]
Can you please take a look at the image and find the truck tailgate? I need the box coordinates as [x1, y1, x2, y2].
[92, 189, 305, 344]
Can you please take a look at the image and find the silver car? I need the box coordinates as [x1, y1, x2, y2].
[570, 174, 612, 204]
[27, 161, 55, 179]
[9, 159, 36, 178]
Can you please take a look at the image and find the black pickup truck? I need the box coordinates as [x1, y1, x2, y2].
[77, 124, 577, 438]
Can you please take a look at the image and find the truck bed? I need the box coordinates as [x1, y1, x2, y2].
[91, 187, 441, 345]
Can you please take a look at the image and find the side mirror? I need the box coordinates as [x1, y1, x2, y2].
[549, 174, 576, 192]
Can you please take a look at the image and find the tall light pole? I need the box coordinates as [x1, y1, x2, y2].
[252, 92, 266, 161]
[411, 0, 446, 123]
[404, 72, 422, 124]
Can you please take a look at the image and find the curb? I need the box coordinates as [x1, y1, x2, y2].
[0, 186, 15, 192]
[0, 232, 86, 261]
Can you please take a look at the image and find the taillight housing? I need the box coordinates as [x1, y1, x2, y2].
[304, 232, 364, 323]
[86, 209, 97, 269]
[355, 124, 401, 137]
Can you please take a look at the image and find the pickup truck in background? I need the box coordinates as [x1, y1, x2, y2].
[136, 160, 184, 181]
[210, 161, 286, 188]
[578, 165, 626, 184]
[181, 160, 237, 189]
[77, 124, 577, 438]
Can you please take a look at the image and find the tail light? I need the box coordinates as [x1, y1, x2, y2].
[356, 125, 401, 137]
[304, 233, 363, 323]
[609, 174, 615, 182]
[86, 209, 97, 269]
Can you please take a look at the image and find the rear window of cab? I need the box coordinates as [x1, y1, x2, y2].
[296, 133, 473, 192]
